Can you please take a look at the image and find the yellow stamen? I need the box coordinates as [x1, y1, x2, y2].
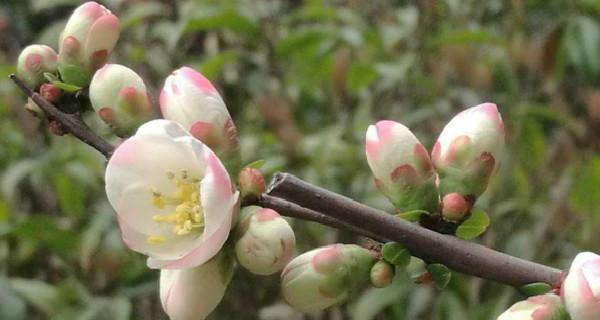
[148, 171, 204, 245]
[146, 235, 166, 244]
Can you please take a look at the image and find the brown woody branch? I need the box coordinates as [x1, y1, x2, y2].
[262, 172, 563, 288]
[9, 74, 115, 158]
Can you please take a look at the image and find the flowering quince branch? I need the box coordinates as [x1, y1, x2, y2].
[260, 172, 563, 288]
[9, 73, 115, 158]
[11, 2, 600, 319]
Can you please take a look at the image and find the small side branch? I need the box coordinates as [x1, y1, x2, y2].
[9, 74, 115, 158]
[265, 172, 563, 288]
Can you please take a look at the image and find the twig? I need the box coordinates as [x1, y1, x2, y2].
[260, 195, 387, 242]
[264, 172, 563, 288]
[9, 74, 115, 158]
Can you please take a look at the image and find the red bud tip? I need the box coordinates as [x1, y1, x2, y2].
[39, 83, 61, 103]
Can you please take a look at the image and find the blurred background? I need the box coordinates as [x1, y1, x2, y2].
[0, 0, 599, 319]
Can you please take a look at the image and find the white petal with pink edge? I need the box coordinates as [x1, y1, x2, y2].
[563, 252, 600, 320]
[105, 119, 238, 269]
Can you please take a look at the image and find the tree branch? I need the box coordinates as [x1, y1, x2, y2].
[260, 195, 387, 242]
[262, 172, 563, 288]
[9, 74, 115, 158]
[11, 74, 564, 289]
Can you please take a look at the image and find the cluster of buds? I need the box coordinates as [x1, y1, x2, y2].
[366, 103, 505, 222]
[432, 102, 505, 219]
[280, 244, 376, 311]
[57, 1, 119, 86]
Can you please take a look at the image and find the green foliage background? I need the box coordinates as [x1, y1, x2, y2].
[0, 0, 599, 319]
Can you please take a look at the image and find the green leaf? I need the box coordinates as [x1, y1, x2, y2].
[346, 62, 377, 92]
[43, 72, 59, 82]
[275, 30, 329, 57]
[11, 216, 79, 259]
[395, 210, 428, 222]
[9, 278, 63, 316]
[57, 63, 90, 88]
[197, 50, 239, 80]
[183, 8, 258, 35]
[519, 282, 552, 297]
[50, 80, 82, 94]
[426, 264, 451, 290]
[244, 159, 265, 170]
[54, 174, 84, 217]
[0, 278, 26, 320]
[455, 209, 490, 240]
[381, 242, 411, 267]
[570, 157, 600, 213]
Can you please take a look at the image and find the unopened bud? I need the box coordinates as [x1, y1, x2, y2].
[160, 67, 239, 156]
[497, 294, 567, 320]
[239, 167, 266, 200]
[24, 98, 42, 117]
[48, 119, 66, 136]
[370, 260, 395, 288]
[234, 206, 295, 275]
[89, 64, 153, 136]
[281, 244, 376, 312]
[441, 192, 471, 221]
[160, 253, 234, 320]
[58, 1, 119, 86]
[365, 120, 438, 212]
[39, 83, 61, 103]
[562, 252, 600, 320]
[431, 103, 505, 200]
[16, 44, 57, 88]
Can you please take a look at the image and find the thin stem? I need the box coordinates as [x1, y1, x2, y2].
[264, 172, 563, 288]
[9, 74, 115, 158]
[260, 195, 387, 242]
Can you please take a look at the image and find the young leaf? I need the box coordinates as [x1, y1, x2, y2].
[50, 80, 81, 94]
[381, 242, 411, 267]
[519, 282, 552, 297]
[244, 159, 265, 170]
[455, 209, 490, 240]
[426, 264, 451, 289]
[395, 209, 428, 222]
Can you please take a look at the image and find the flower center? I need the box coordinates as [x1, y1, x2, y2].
[147, 171, 204, 244]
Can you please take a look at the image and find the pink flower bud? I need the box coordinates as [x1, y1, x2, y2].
[16, 44, 57, 88]
[370, 260, 395, 288]
[365, 120, 438, 212]
[234, 206, 295, 275]
[160, 253, 234, 320]
[160, 67, 239, 156]
[441, 192, 471, 221]
[281, 244, 375, 312]
[58, 1, 119, 86]
[562, 252, 600, 320]
[239, 167, 266, 200]
[496, 294, 566, 320]
[39, 83, 61, 103]
[431, 103, 505, 199]
[89, 64, 153, 136]
[105, 120, 239, 269]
